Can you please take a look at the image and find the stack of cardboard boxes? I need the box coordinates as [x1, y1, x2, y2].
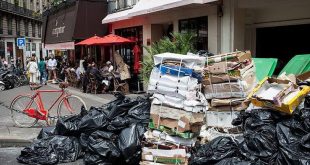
[203, 51, 256, 129]
[143, 53, 208, 164]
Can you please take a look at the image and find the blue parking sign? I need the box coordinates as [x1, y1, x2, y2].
[17, 38, 26, 47]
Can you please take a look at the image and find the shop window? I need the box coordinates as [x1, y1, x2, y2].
[115, 26, 143, 91]
[179, 16, 208, 51]
[8, 18, 12, 35]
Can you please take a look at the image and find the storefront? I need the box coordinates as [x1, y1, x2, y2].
[43, 0, 108, 65]
[220, 0, 310, 73]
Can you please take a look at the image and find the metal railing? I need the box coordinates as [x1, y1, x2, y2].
[0, 0, 42, 21]
[108, 0, 139, 14]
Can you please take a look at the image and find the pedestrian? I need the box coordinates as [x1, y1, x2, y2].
[47, 55, 57, 81]
[38, 57, 47, 85]
[27, 56, 38, 85]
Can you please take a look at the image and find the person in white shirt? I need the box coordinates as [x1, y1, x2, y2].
[106, 61, 114, 73]
[27, 56, 38, 84]
[47, 55, 57, 81]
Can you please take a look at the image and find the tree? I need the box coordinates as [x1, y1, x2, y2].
[140, 32, 195, 83]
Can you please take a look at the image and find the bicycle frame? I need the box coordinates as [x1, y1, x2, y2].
[24, 89, 72, 120]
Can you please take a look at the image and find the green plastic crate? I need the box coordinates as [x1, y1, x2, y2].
[253, 58, 278, 81]
[280, 54, 310, 75]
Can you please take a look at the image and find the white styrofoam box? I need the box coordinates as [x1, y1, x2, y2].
[149, 67, 199, 91]
[205, 111, 240, 128]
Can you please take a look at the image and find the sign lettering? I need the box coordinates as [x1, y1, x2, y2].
[52, 26, 66, 37]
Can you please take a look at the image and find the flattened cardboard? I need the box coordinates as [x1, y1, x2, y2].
[150, 105, 204, 133]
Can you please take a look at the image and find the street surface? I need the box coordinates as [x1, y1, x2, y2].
[0, 84, 117, 164]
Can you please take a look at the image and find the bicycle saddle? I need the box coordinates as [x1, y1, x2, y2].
[59, 82, 69, 89]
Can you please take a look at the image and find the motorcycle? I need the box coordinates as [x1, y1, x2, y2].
[0, 80, 5, 91]
[0, 70, 15, 90]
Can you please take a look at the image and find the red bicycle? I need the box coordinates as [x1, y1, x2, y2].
[10, 82, 87, 127]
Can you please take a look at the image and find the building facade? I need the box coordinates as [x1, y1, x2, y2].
[102, 0, 310, 71]
[42, 0, 108, 64]
[0, 0, 52, 68]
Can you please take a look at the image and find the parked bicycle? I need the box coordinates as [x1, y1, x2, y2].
[10, 82, 87, 127]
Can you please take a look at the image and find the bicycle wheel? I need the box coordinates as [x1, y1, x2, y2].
[57, 95, 87, 118]
[10, 95, 38, 127]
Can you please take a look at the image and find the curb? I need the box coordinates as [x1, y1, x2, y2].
[0, 139, 33, 148]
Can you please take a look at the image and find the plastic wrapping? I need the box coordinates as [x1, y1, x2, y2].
[17, 135, 82, 165]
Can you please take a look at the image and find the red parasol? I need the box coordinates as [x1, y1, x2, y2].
[75, 36, 103, 46]
[95, 34, 134, 45]
[133, 44, 141, 74]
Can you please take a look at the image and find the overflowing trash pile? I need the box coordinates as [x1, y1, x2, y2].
[203, 51, 256, 130]
[16, 51, 310, 165]
[145, 53, 208, 164]
[17, 94, 151, 165]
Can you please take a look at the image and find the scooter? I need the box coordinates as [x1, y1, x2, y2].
[0, 70, 15, 90]
[0, 80, 5, 91]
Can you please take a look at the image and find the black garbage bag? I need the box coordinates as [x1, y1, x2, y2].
[214, 157, 253, 165]
[17, 135, 82, 165]
[275, 119, 310, 165]
[55, 106, 88, 136]
[78, 107, 109, 133]
[127, 97, 151, 125]
[190, 136, 241, 165]
[106, 98, 138, 120]
[239, 124, 278, 163]
[106, 116, 131, 132]
[80, 130, 121, 164]
[37, 127, 57, 139]
[118, 123, 147, 164]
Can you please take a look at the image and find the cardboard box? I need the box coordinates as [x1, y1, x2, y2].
[204, 81, 247, 99]
[211, 98, 245, 107]
[206, 110, 240, 128]
[250, 77, 310, 114]
[150, 104, 204, 133]
[142, 147, 188, 165]
[206, 51, 252, 64]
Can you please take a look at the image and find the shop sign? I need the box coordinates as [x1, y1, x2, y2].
[52, 26, 66, 37]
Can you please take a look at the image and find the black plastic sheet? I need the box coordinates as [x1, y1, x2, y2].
[18, 94, 151, 165]
[17, 135, 82, 165]
[190, 136, 242, 165]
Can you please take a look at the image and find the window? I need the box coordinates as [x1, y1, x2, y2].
[25, 21, 29, 36]
[16, 19, 20, 36]
[8, 18, 12, 35]
[0, 16, 3, 34]
[32, 23, 36, 37]
[32, 43, 36, 51]
[38, 24, 41, 38]
[179, 16, 208, 51]
[26, 43, 30, 51]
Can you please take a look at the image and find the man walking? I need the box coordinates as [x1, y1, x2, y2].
[47, 55, 57, 81]
[38, 58, 47, 85]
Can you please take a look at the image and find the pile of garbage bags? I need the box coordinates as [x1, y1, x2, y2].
[17, 94, 151, 165]
[190, 95, 310, 165]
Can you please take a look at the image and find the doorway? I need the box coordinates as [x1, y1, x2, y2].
[256, 24, 310, 74]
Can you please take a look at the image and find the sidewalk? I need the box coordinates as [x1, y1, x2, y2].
[0, 83, 145, 147]
[0, 84, 118, 147]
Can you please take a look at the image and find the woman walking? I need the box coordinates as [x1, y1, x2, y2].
[27, 56, 38, 86]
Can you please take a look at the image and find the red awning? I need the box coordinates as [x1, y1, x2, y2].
[75, 36, 103, 46]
